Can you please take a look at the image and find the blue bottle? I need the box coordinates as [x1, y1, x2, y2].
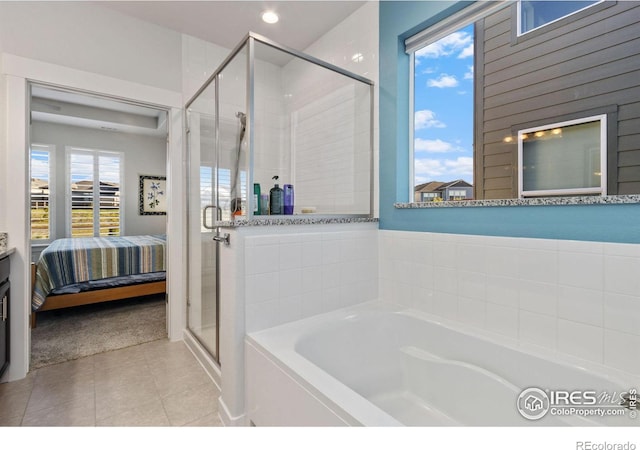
[283, 184, 294, 215]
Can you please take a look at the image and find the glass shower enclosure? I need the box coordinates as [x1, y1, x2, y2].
[185, 33, 373, 363]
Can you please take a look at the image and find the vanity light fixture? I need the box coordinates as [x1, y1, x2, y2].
[262, 11, 279, 24]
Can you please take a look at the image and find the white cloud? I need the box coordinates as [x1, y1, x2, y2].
[415, 110, 446, 130]
[414, 138, 455, 153]
[415, 31, 472, 61]
[445, 157, 473, 175]
[464, 65, 474, 80]
[458, 44, 474, 59]
[415, 159, 447, 179]
[414, 156, 474, 181]
[427, 74, 458, 88]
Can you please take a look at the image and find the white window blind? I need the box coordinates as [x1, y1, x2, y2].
[30, 144, 55, 241]
[67, 147, 124, 237]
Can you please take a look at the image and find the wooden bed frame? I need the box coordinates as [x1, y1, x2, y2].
[30, 263, 166, 328]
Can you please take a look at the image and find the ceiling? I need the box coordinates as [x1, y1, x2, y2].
[31, 1, 366, 136]
[31, 85, 168, 137]
[96, 1, 367, 51]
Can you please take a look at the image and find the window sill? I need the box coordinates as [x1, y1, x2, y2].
[395, 195, 640, 209]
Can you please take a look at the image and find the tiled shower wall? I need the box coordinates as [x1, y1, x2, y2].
[244, 224, 378, 333]
[282, 1, 379, 215]
[379, 230, 640, 376]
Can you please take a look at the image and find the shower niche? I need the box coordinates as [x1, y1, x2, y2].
[187, 32, 374, 224]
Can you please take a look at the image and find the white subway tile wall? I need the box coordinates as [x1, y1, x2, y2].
[379, 230, 640, 376]
[245, 227, 378, 333]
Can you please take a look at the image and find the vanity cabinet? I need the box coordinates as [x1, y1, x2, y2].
[0, 254, 10, 378]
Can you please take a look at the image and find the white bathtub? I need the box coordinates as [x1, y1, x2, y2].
[245, 301, 639, 426]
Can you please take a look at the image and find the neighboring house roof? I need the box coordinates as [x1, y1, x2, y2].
[440, 179, 472, 189]
[415, 179, 471, 194]
[415, 181, 446, 193]
[71, 180, 120, 191]
[31, 178, 49, 190]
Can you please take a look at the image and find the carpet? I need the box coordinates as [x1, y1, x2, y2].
[30, 294, 167, 369]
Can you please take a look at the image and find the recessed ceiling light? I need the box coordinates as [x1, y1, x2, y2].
[262, 11, 279, 24]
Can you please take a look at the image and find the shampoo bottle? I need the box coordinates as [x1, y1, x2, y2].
[269, 176, 283, 215]
[283, 184, 294, 215]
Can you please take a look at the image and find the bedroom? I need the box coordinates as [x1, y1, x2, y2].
[28, 84, 169, 363]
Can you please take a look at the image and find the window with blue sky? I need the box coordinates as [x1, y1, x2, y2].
[413, 23, 474, 187]
[30, 145, 54, 241]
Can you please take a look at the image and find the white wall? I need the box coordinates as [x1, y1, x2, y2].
[290, 1, 379, 217]
[0, 69, 6, 231]
[253, 54, 290, 203]
[0, 2, 182, 92]
[31, 121, 167, 243]
[182, 35, 230, 103]
[0, 2, 185, 379]
[379, 230, 640, 377]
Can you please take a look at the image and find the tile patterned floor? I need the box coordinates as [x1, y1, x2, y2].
[0, 339, 223, 426]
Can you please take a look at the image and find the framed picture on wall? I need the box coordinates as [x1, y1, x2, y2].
[139, 175, 167, 215]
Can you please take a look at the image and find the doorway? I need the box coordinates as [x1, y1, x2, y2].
[28, 83, 171, 367]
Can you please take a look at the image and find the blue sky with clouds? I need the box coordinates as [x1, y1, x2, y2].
[414, 23, 474, 186]
[31, 148, 121, 184]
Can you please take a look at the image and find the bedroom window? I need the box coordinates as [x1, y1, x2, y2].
[30, 144, 56, 241]
[66, 147, 124, 237]
[518, 115, 607, 197]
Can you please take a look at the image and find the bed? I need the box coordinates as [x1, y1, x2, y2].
[31, 234, 166, 327]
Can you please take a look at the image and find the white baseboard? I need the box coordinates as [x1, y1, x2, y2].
[218, 396, 246, 426]
[183, 328, 222, 391]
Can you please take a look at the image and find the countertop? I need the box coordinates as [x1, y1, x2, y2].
[218, 216, 378, 228]
[0, 248, 15, 259]
[395, 195, 640, 208]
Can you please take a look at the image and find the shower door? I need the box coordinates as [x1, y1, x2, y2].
[186, 80, 220, 362]
[185, 42, 248, 364]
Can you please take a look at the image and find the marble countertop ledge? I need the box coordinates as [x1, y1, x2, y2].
[0, 247, 16, 259]
[396, 195, 640, 208]
[218, 216, 378, 228]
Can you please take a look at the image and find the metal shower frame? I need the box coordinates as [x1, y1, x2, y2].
[185, 31, 375, 223]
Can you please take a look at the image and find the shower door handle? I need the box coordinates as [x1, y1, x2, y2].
[213, 233, 230, 246]
[203, 205, 220, 229]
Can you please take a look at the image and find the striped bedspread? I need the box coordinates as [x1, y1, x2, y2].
[32, 234, 166, 311]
